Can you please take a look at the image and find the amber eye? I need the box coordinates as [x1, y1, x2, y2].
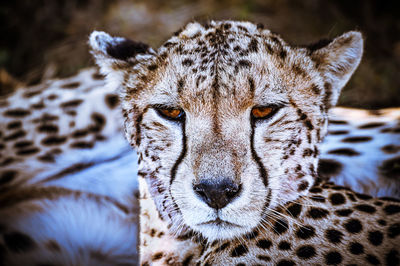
[156, 108, 184, 120]
[251, 106, 274, 119]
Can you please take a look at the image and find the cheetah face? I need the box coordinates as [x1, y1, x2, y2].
[90, 21, 363, 241]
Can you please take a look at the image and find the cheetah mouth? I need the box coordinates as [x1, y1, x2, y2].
[198, 218, 241, 227]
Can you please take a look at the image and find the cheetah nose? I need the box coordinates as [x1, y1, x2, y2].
[193, 179, 241, 209]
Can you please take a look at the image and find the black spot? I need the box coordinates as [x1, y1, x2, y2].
[256, 23, 264, 29]
[325, 229, 343, 244]
[223, 23, 232, 30]
[355, 193, 372, 200]
[388, 223, 400, 238]
[383, 204, 400, 217]
[4, 231, 36, 252]
[41, 136, 67, 146]
[342, 136, 372, 143]
[328, 148, 360, 156]
[272, 218, 288, 234]
[61, 82, 80, 89]
[231, 244, 248, 257]
[355, 204, 376, 214]
[37, 124, 59, 133]
[379, 156, 400, 179]
[248, 38, 259, 53]
[366, 254, 380, 265]
[278, 241, 291, 250]
[72, 129, 89, 138]
[257, 255, 270, 262]
[105, 94, 119, 109]
[377, 219, 387, 226]
[92, 72, 104, 80]
[386, 250, 399, 266]
[380, 197, 400, 203]
[368, 230, 383, 246]
[215, 243, 229, 252]
[310, 84, 320, 94]
[329, 193, 346, 205]
[60, 99, 83, 108]
[47, 94, 58, 100]
[33, 113, 58, 123]
[349, 242, 364, 255]
[70, 141, 94, 149]
[152, 252, 163, 261]
[287, 203, 302, 218]
[256, 239, 272, 249]
[23, 89, 42, 98]
[147, 64, 158, 71]
[91, 113, 106, 126]
[14, 140, 33, 149]
[177, 78, 185, 93]
[325, 251, 342, 265]
[7, 121, 22, 129]
[309, 187, 322, 193]
[381, 144, 400, 154]
[318, 159, 343, 179]
[182, 254, 194, 266]
[310, 195, 325, 202]
[296, 225, 316, 239]
[329, 130, 349, 135]
[38, 153, 55, 163]
[307, 207, 329, 219]
[335, 209, 353, 217]
[0, 170, 17, 185]
[344, 219, 363, 234]
[182, 59, 194, 66]
[244, 230, 258, 240]
[296, 245, 316, 259]
[4, 108, 31, 117]
[277, 260, 295, 266]
[238, 60, 251, 68]
[106, 38, 149, 60]
[358, 122, 385, 129]
[329, 119, 348, 125]
[297, 180, 309, 191]
[16, 147, 40, 155]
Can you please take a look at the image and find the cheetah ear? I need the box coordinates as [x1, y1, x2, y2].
[310, 31, 363, 108]
[89, 31, 156, 80]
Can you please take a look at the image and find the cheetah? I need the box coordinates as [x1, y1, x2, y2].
[89, 20, 400, 265]
[0, 20, 398, 265]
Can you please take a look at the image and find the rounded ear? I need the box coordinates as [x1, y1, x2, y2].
[310, 31, 363, 108]
[89, 31, 155, 79]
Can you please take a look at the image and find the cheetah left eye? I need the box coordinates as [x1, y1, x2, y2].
[251, 106, 280, 120]
[156, 108, 185, 121]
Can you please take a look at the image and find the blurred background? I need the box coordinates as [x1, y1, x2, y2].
[0, 0, 399, 108]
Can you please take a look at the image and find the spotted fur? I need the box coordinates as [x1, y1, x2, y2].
[0, 20, 399, 265]
[89, 20, 400, 265]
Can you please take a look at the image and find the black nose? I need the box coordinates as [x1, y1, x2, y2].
[193, 179, 241, 209]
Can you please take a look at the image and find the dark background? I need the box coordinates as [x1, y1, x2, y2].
[1, 0, 399, 108]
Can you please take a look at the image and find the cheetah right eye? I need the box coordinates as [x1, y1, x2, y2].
[251, 105, 281, 120]
[155, 107, 185, 121]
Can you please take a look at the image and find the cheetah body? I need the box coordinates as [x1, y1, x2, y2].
[0, 20, 398, 265]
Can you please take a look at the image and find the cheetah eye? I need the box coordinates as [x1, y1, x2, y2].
[251, 106, 280, 120]
[156, 108, 185, 121]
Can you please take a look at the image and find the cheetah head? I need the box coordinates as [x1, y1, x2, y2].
[90, 21, 363, 241]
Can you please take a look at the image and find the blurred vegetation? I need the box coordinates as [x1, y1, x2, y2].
[0, 0, 399, 108]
